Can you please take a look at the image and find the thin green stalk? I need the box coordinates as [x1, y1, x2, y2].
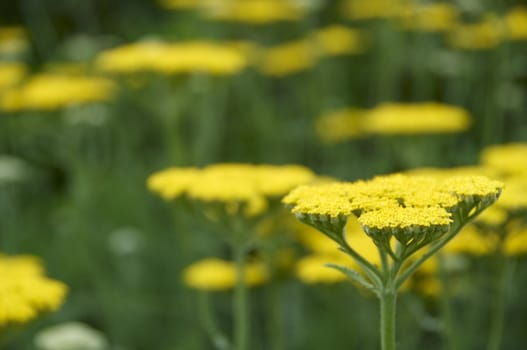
[396, 220, 464, 289]
[380, 290, 397, 350]
[437, 254, 460, 350]
[486, 253, 516, 350]
[198, 291, 230, 350]
[233, 244, 249, 350]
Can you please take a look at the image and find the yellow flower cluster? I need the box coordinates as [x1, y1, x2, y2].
[182, 258, 268, 291]
[148, 163, 315, 217]
[0, 255, 68, 327]
[316, 102, 470, 142]
[284, 173, 502, 244]
[399, 3, 459, 32]
[0, 62, 26, 93]
[362, 102, 471, 135]
[315, 109, 365, 143]
[1, 74, 116, 112]
[505, 7, 527, 40]
[203, 0, 306, 24]
[259, 25, 366, 77]
[447, 15, 505, 50]
[480, 143, 527, 176]
[95, 41, 248, 75]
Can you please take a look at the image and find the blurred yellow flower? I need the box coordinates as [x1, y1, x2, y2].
[399, 3, 459, 32]
[480, 143, 527, 176]
[315, 108, 366, 143]
[1, 74, 116, 111]
[259, 40, 315, 77]
[0, 62, 26, 92]
[495, 176, 527, 212]
[148, 163, 315, 217]
[0, 254, 68, 327]
[0, 26, 29, 56]
[95, 41, 248, 75]
[311, 25, 366, 56]
[203, 0, 306, 24]
[504, 228, 527, 256]
[296, 254, 349, 284]
[362, 102, 471, 135]
[341, 0, 412, 20]
[444, 224, 496, 256]
[504, 7, 527, 40]
[182, 258, 268, 291]
[447, 14, 505, 50]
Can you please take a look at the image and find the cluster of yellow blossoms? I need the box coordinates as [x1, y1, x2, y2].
[95, 41, 248, 76]
[159, 0, 308, 24]
[1, 74, 116, 112]
[182, 258, 268, 291]
[284, 173, 502, 258]
[0, 255, 68, 327]
[316, 102, 470, 143]
[148, 163, 315, 217]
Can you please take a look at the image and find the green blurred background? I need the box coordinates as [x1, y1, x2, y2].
[1, 0, 527, 349]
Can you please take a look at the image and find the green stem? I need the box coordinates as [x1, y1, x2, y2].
[396, 220, 463, 289]
[198, 291, 230, 350]
[486, 254, 515, 350]
[339, 238, 383, 289]
[380, 290, 397, 350]
[437, 254, 459, 350]
[233, 244, 249, 350]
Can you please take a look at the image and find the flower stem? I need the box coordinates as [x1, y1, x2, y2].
[233, 244, 249, 350]
[486, 254, 515, 350]
[380, 289, 397, 350]
[198, 291, 230, 350]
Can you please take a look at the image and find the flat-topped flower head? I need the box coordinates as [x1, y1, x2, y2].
[182, 258, 268, 291]
[95, 41, 248, 76]
[284, 173, 503, 250]
[148, 163, 315, 217]
[495, 176, 527, 213]
[315, 108, 366, 143]
[1, 74, 116, 111]
[480, 143, 527, 176]
[202, 0, 307, 24]
[362, 102, 471, 135]
[0, 254, 68, 328]
[505, 7, 527, 41]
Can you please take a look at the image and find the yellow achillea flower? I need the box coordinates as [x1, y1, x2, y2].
[148, 163, 315, 217]
[0, 255, 68, 327]
[95, 41, 247, 75]
[504, 228, 527, 256]
[296, 254, 349, 284]
[315, 109, 366, 143]
[1, 74, 116, 112]
[399, 3, 459, 32]
[0, 26, 29, 56]
[284, 174, 502, 248]
[480, 143, 527, 176]
[504, 7, 527, 40]
[182, 258, 268, 291]
[362, 102, 471, 135]
[495, 177, 527, 212]
[447, 14, 505, 50]
[203, 0, 306, 24]
[444, 224, 496, 256]
[258, 40, 315, 77]
[311, 25, 366, 56]
[0, 62, 26, 92]
[340, 0, 412, 20]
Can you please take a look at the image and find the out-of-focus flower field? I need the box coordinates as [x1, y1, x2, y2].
[1, 0, 527, 349]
